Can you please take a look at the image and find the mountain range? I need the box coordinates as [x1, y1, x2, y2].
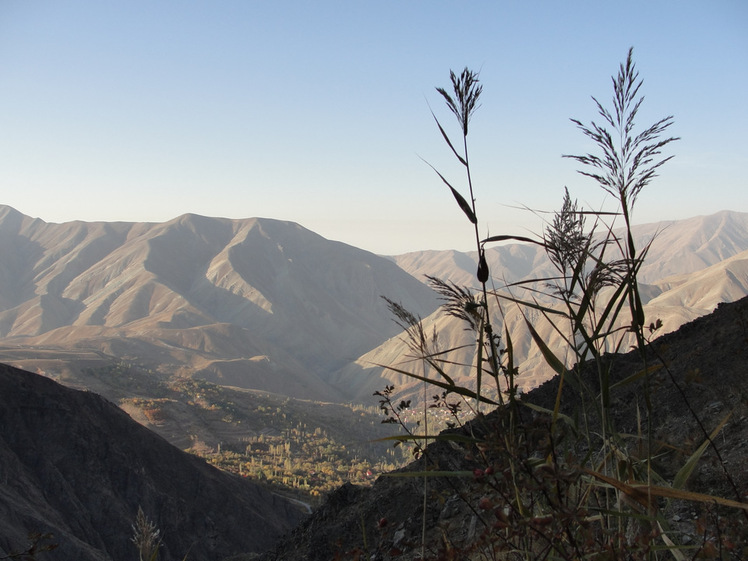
[1, 205, 747, 407]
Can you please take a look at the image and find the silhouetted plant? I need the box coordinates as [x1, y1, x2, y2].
[375, 49, 747, 560]
[422, 67, 509, 411]
[132, 506, 161, 561]
[564, 47, 679, 357]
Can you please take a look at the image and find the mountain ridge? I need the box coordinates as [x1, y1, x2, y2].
[391, 210, 748, 287]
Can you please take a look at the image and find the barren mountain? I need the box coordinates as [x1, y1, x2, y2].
[0, 362, 305, 561]
[0, 205, 438, 400]
[647, 248, 748, 310]
[335, 249, 748, 402]
[2, 207, 746, 408]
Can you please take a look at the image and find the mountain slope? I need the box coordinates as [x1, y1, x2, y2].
[0, 205, 438, 399]
[259, 296, 748, 561]
[0, 363, 305, 561]
[648, 248, 748, 310]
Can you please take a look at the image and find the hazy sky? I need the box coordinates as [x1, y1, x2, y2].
[1, 1, 746, 254]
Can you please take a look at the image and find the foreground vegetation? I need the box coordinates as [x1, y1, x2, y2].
[375, 49, 747, 560]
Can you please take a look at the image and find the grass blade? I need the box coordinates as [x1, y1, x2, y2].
[672, 412, 731, 490]
[609, 364, 663, 390]
[374, 434, 480, 445]
[525, 318, 567, 376]
[420, 158, 477, 224]
[377, 363, 499, 406]
[382, 470, 474, 478]
[585, 468, 748, 511]
[430, 110, 467, 166]
[481, 234, 547, 247]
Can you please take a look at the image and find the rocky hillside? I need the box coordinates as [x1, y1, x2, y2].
[259, 296, 748, 561]
[0, 363, 306, 561]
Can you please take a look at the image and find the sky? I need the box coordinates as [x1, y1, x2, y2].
[0, 1, 746, 255]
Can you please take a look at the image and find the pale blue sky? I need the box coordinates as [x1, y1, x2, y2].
[1, 1, 746, 254]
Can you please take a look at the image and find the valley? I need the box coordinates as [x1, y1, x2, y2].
[0, 351, 414, 505]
